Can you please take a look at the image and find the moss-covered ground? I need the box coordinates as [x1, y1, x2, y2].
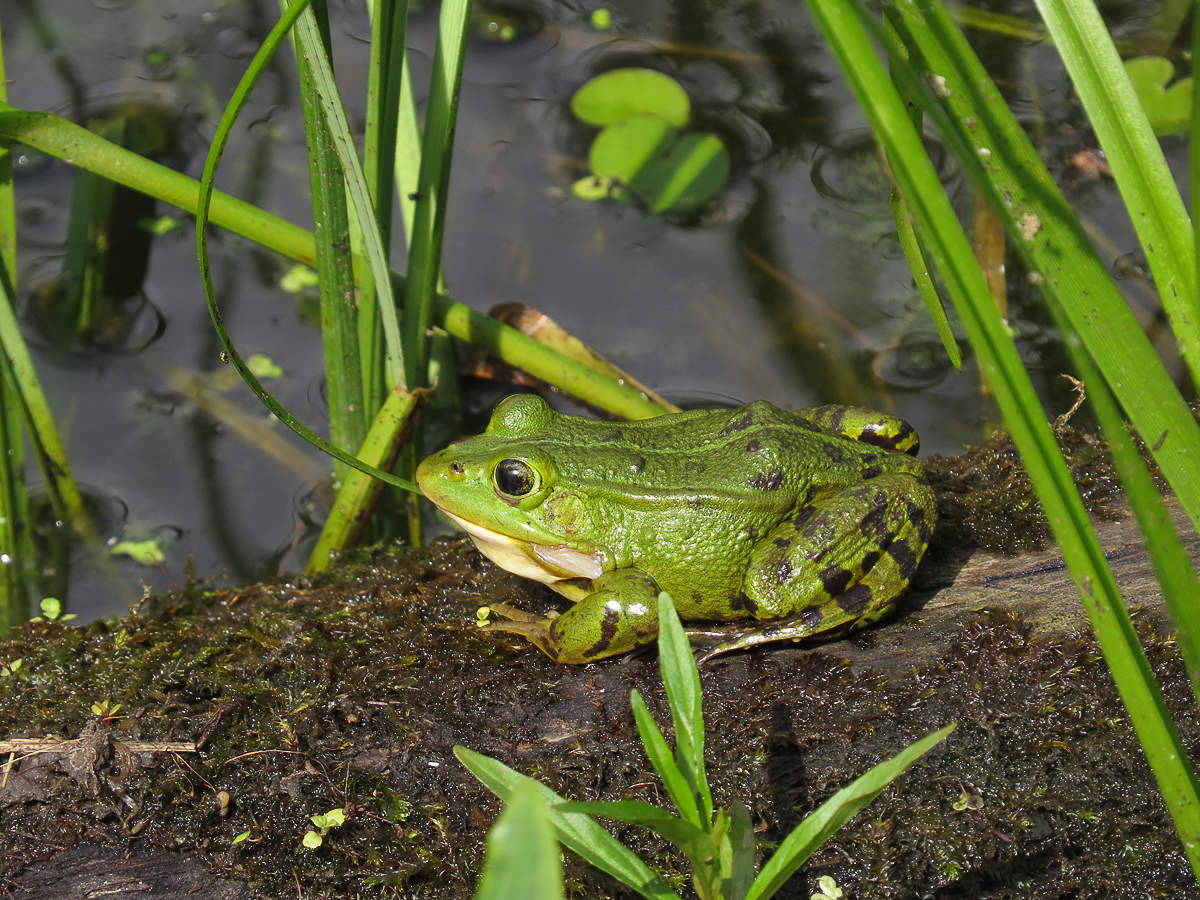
[1, 428, 1196, 897]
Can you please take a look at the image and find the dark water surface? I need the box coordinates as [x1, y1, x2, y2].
[2, 0, 1181, 620]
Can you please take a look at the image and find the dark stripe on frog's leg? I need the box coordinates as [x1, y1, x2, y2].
[740, 472, 936, 645]
[495, 569, 661, 663]
[799, 404, 921, 455]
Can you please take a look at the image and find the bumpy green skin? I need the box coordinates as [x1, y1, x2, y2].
[416, 394, 936, 663]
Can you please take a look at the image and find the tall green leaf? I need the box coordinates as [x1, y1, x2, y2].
[288, 0, 367, 470]
[401, 0, 471, 390]
[1032, 0, 1199, 388]
[810, 0, 1200, 874]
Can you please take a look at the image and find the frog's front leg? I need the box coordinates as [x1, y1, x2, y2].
[484, 569, 661, 663]
[711, 473, 935, 659]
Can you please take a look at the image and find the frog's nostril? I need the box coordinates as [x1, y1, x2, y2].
[449, 461, 466, 477]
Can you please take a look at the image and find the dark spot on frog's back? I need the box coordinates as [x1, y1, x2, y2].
[746, 438, 761, 452]
[719, 412, 754, 437]
[836, 583, 873, 616]
[775, 560, 793, 585]
[792, 505, 817, 529]
[888, 538, 918, 578]
[859, 421, 917, 453]
[797, 605, 824, 631]
[859, 463, 883, 480]
[858, 494, 891, 542]
[749, 469, 786, 491]
[904, 498, 934, 543]
[773, 536, 791, 549]
[819, 565, 853, 596]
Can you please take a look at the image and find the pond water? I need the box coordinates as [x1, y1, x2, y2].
[3, 0, 1184, 621]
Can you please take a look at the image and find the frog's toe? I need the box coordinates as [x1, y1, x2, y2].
[482, 601, 545, 624]
[479, 612, 562, 661]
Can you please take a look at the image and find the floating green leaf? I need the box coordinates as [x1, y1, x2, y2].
[247, 353, 284, 379]
[571, 68, 690, 127]
[571, 173, 618, 201]
[1124, 56, 1192, 136]
[637, 133, 730, 213]
[111, 539, 165, 566]
[589, 117, 730, 213]
[589, 115, 677, 183]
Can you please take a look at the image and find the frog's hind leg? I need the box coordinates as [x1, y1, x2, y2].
[708, 474, 934, 660]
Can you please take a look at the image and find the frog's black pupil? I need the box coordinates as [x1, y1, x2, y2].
[495, 459, 535, 496]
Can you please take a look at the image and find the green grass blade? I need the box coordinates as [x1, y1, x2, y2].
[474, 783, 564, 900]
[745, 725, 954, 900]
[364, 0, 421, 242]
[630, 689, 702, 826]
[357, 0, 408, 416]
[192, 0, 417, 493]
[401, 0, 470, 390]
[0, 351, 35, 626]
[557, 800, 709, 852]
[0, 106, 666, 420]
[0, 265, 89, 533]
[657, 593, 713, 827]
[285, 0, 404, 389]
[305, 385, 421, 572]
[454, 746, 681, 900]
[884, 16, 959, 370]
[289, 2, 367, 468]
[0, 23, 31, 626]
[1194, 7, 1200, 323]
[813, 0, 1200, 873]
[1032, 0, 1199, 388]
[884, 0, 1200, 538]
[888, 0, 1200, 720]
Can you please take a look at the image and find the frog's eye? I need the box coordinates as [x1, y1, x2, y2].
[493, 458, 538, 498]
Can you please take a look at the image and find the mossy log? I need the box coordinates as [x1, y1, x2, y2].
[2, 438, 1198, 898]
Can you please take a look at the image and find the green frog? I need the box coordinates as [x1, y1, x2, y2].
[416, 394, 936, 663]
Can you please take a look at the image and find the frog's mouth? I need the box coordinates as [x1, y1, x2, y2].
[441, 510, 605, 584]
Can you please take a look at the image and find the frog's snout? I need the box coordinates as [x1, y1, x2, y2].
[415, 450, 468, 500]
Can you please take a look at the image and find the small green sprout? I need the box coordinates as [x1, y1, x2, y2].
[91, 699, 122, 726]
[30, 597, 77, 623]
[232, 829, 252, 845]
[456, 593, 954, 900]
[952, 788, 984, 812]
[811, 875, 844, 900]
[1, 658, 22, 677]
[303, 807, 346, 849]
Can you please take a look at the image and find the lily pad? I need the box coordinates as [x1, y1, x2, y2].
[588, 115, 678, 183]
[589, 116, 729, 214]
[571, 68, 690, 127]
[635, 132, 731, 213]
[1125, 55, 1192, 137]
